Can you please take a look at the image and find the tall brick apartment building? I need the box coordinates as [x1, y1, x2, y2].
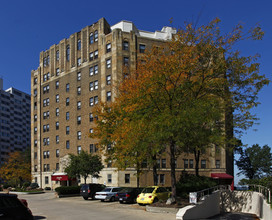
[31, 18, 233, 189]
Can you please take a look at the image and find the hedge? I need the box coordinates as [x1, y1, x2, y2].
[55, 186, 81, 195]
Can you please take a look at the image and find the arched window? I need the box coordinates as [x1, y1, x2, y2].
[66, 45, 70, 61]
[77, 39, 81, 50]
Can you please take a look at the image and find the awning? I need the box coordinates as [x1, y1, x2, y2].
[211, 173, 233, 179]
[51, 173, 69, 181]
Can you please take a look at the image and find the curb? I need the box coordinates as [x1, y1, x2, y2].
[1, 191, 45, 195]
[146, 205, 179, 214]
[56, 194, 80, 198]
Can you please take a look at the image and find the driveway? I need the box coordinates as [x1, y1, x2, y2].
[17, 192, 176, 220]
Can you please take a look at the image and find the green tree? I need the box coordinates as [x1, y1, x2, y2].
[65, 150, 104, 184]
[236, 144, 272, 179]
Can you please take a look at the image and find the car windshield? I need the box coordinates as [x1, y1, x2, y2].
[101, 188, 112, 192]
[142, 187, 155, 193]
[81, 185, 88, 190]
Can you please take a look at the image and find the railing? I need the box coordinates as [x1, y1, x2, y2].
[190, 185, 230, 204]
[248, 184, 271, 205]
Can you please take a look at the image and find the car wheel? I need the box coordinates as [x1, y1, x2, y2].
[138, 203, 144, 206]
[91, 195, 95, 200]
[83, 197, 88, 200]
[101, 199, 104, 202]
[119, 201, 123, 204]
[110, 197, 115, 202]
[153, 198, 158, 203]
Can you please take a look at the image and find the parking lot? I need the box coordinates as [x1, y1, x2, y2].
[17, 192, 176, 220]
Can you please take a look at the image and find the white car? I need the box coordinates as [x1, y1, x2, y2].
[94, 187, 122, 202]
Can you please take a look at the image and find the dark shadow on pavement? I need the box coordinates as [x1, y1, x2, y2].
[34, 216, 46, 219]
[208, 212, 259, 220]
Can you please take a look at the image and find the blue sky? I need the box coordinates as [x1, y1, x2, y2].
[1, 0, 271, 184]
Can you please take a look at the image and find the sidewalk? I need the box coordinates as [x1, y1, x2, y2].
[206, 212, 259, 220]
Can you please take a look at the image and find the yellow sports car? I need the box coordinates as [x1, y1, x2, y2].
[136, 186, 170, 205]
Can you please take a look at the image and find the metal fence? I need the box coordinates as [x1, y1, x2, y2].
[248, 184, 271, 205]
[190, 185, 230, 204]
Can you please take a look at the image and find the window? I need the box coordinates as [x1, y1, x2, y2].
[124, 57, 129, 66]
[89, 32, 94, 44]
[47, 138, 50, 145]
[77, 131, 81, 140]
[189, 159, 194, 168]
[56, 94, 59, 103]
[34, 152, 37, 159]
[89, 128, 93, 133]
[139, 44, 146, 53]
[201, 160, 206, 169]
[66, 140, 70, 149]
[77, 146, 81, 154]
[46, 98, 50, 106]
[56, 149, 60, 157]
[43, 99, 46, 107]
[216, 160, 220, 169]
[43, 151, 47, 159]
[89, 52, 94, 61]
[77, 116, 81, 125]
[89, 82, 94, 91]
[56, 68, 60, 76]
[159, 174, 165, 184]
[56, 50, 59, 61]
[46, 124, 50, 132]
[94, 30, 98, 42]
[77, 101, 81, 110]
[94, 50, 98, 59]
[141, 160, 147, 168]
[66, 112, 69, 120]
[89, 66, 94, 76]
[34, 140, 37, 147]
[94, 80, 98, 90]
[106, 91, 111, 102]
[157, 159, 160, 168]
[161, 159, 166, 168]
[34, 165, 37, 172]
[34, 77, 37, 85]
[90, 144, 94, 153]
[106, 43, 111, 53]
[107, 160, 112, 168]
[89, 97, 94, 106]
[56, 135, 59, 144]
[56, 121, 59, 130]
[46, 164, 50, 172]
[43, 125, 46, 132]
[66, 45, 70, 61]
[34, 127, 37, 134]
[184, 159, 188, 168]
[77, 87, 81, 95]
[107, 174, 112, 184]
[56, 108, 59, 116]
[106, 75, 111, 85]
[106, 59, 111, 68]
[123, 41, 129, 50]
[34, 114, 37, 122]
[43, 112, 47, 119]
[66, 97, 69, 106]
[125, 174, 130, 184]
[77, 72, 81, 81]
[77, 39, 81, 50]
[66, 83, 70, 92]
[94, 65, 98, 74]
[43, 164, 47, 172]
[94, 96, 98, 105]
[66, 126, 70, 135]
[77, 58, 81, 66]
[45, 176, 49, 184]
[56, 163, 59, 171]
[56, 80, 59, 89]
[89, 113, 94, 122]
[34, 89, 37, 96]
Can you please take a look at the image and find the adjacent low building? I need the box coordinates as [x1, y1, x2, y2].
[31, 18, 233, 189]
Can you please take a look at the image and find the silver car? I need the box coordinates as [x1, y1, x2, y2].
[94, 187, 122, 202]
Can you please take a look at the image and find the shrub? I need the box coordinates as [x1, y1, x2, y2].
[176, 173, 217, 197]
[22, 182, 31, 189]
[55, 186, 80, 195]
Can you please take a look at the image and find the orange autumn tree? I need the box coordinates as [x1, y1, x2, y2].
[0, 151, 31, 187]
[92, 18, 269, 203]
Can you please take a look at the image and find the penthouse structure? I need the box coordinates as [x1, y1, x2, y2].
[31, 18, 233, 188]
[0, 78, 31, 164]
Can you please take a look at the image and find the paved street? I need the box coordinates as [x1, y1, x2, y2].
[17, 192, 176, 220]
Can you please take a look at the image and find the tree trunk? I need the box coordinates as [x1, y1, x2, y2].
[170, 139, 177, 203]
[194, 148, 200, 176]
[152, 155, 158, 186]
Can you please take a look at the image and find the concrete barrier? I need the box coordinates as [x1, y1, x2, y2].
[176, 190, 272, 220]
[176, 191, 220, 220]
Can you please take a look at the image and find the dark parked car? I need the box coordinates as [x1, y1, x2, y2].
[117, 187, 143, 204]
[0, 193, 33, 220]
[80, 183, 105, 200]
